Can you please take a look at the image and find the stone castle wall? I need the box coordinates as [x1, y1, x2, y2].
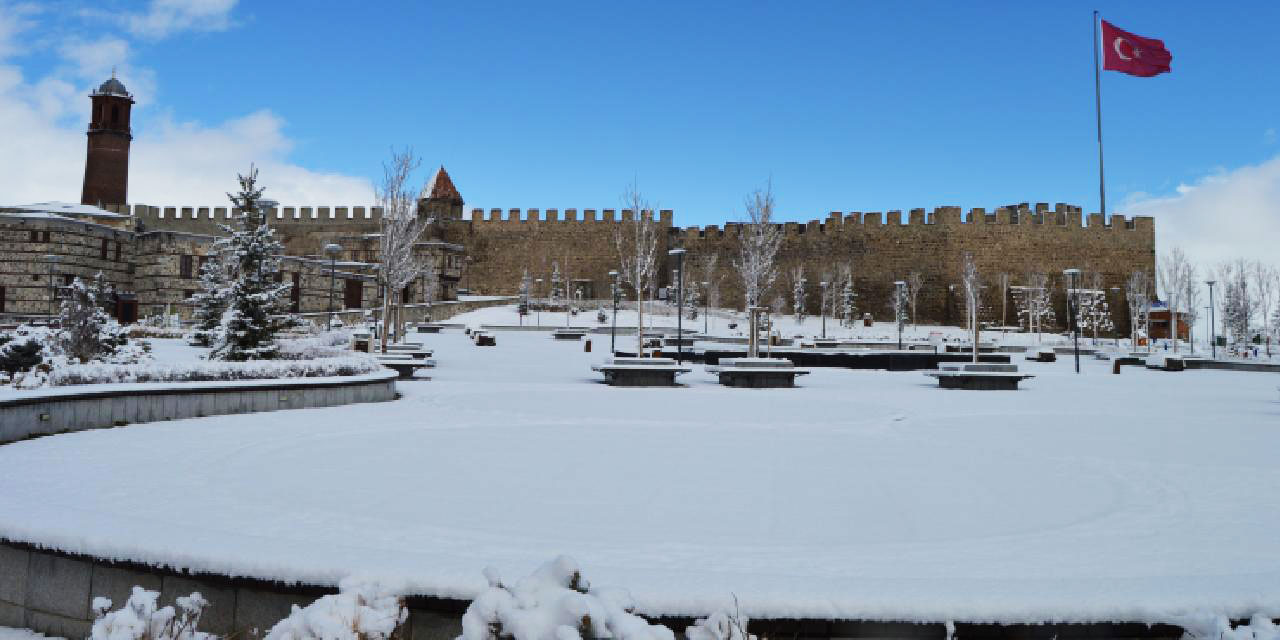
[106, 201, 1156, 328]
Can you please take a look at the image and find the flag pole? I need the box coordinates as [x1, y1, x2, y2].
[1093, 10, 1107, 221]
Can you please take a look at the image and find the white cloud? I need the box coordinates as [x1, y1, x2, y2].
[1265, 128, 1276, 145]
[125, 0, 238, 39]
[0, 3, 373, 208]
[1123, 155, 1280, 269]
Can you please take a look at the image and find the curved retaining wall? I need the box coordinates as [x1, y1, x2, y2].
[0, 371, 398, 444]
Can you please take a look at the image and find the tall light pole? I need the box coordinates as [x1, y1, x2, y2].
[324, 243, 342, 331]
[894, 280, 906, 350]
[701, 280, 709, 335]
[669, 248, 686, 364]
[819, 281, 828, 339]
[535, 278, 543, 327]
[609, 270, 619, 355]
[1206, 279, 1217, 359]
[1063, 268, 1081, 373]
[44, 254, 60, 319]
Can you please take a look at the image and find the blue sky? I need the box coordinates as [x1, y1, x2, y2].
[1, 0, 1277, 262]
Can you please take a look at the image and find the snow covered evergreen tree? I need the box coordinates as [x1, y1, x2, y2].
[210, 166, 293, 362]
[188, 251, 229, 347]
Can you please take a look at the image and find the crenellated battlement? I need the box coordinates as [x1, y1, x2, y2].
[467, 208, 674, 224]
[109, 204, 386, 224]
[674, 202, 1153, 239]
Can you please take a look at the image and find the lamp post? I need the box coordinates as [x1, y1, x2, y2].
[819, 281, 828, 339]
[44, 254, 60, 318]
[609, 270, 619, 355]
[535, 278, 543, 327]
[323, 243, 342, 330]
[668, 248, 686, 364]
[894, 280, 906, 350]
[1063, 268, 1081, 373]
[701, 280, 710, 335]
[1205, 280, 1217, 359]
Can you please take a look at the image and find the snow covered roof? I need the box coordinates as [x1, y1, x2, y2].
[419, 166, 462, 202]
[1, 202, 129, 219]
[93, 75, 130, 98]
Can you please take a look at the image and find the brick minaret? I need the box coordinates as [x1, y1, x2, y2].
[80, 73, 134, 207]
[418, 166, 464, 221]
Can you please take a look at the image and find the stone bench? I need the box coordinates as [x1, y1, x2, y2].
[592, 357, 692, 387]
[926, 364, 1034, 390]
[1025, 349, 1057, 362]
[377, 349, 432, 359]
[552, 329, 587, 340]
[375, 357, 436, 379]
[706, 358, 809, 388]
[414, 323, 444, 333]
[472, 331, 496, 346]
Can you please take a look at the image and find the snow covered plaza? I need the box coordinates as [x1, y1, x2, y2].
[2, 307, 1279, 637]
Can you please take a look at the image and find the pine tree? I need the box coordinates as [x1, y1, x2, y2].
[210, 166, 293, 361]
[188, 250, 229, 347]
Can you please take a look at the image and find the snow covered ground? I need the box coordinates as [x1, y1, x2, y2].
[1, 327, 1278, 624]
[0, 628, 61, 640]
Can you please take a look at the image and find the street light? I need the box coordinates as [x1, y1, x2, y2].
[701, 280, 710, 335]
[44, 254, 60, 318]
[819, 281, 828, 339]
[894, 280, 907, 350]
[1205, 280, 1217, 359]
[668, 248, 686, 364]
[608, 270, 619, 355]
[535, 278, 543, 327]
[323, 243, 342, 330]
[1063, 268, 1081, 373]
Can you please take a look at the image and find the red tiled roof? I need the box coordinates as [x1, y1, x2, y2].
[423, 166, 462, 201]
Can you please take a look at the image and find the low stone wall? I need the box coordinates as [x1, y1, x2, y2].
[0, 371, 398, 444]
[0, 539, 1191, 640]
[1182, 359, 1280, 373]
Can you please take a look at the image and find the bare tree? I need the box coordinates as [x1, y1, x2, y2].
[1017, 271, 1055, 343]
[997, 272, 1011, 328]
[1125, 270, 1153, 351]
[376, 148, 433, 353]
[1251, 262, 1276, 357]
[615, 183, 659, 355]
[1181, 260, 1201, 354]
[789, 265, 806, 325]
[1159, 248, 1191, 353]
[960, 253, 981, 363]
[733, 183, 784, 312]
[697, 253, 721, 331]
[906, 271, 924, 329]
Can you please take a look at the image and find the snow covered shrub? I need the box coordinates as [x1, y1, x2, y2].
[0, 333, 44, 376]
[459, 556, 675, 640]
[59, 273, 131, 363]
[265, 578, 406, 640]
[90, 586, 212, 640]
[1173, 613, 1278, 640]
[277, 330, 355, 359]
[45, 356, 382, 387]
[684, 606, 755, 640]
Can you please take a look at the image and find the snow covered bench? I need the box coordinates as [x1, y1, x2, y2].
[592, 357, 692, 387]
[706, 357, 809, 388]
[374, 355, 435, 379]
[926, 364, 1034, 390]
[413, 323, 444, 333]
[1025, 347, 1057, 362]
[1145, 354, 1185, 372]
[472, 331, 496, 346]
[551, 328, 587, 340]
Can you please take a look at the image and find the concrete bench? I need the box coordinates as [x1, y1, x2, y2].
[552, 329, 587, 340]
[926, 364, 1034, 390]
[377, 349, 432, 359]
[706, 358, 809, 388]
[1025, 349, 1057, 363]
[592, 357, 692, 387]
[414, 323, 444, 333]
[472, 331, 496, 346]
[376, 358, 435, 379]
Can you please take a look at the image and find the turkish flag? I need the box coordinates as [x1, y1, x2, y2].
[1101, 20, 1172, 77]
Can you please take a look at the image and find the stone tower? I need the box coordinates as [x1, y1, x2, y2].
[417, 166, 464, 221]
[80, 73, 134, 207]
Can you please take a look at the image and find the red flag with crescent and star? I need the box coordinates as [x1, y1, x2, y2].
[1101, 20, 1172, 77]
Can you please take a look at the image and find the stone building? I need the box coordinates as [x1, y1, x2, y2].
[1, 74, 1157, 333]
